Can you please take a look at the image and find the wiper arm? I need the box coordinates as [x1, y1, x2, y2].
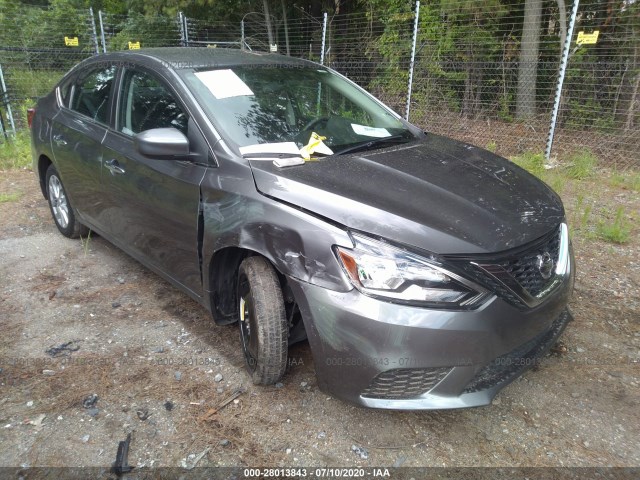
[332, 135, 411, 156]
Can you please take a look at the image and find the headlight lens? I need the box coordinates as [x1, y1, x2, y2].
[335, 234, 489, 308]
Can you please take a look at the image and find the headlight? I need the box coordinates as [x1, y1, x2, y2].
[335, 234, 489, 308]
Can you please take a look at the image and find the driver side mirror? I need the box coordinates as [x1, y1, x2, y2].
[134, 128, 190, 159]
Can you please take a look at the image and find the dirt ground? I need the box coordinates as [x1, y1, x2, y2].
[0, 166, 639, 475]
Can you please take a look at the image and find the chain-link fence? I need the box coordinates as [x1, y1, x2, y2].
[1, 0, 638, 169]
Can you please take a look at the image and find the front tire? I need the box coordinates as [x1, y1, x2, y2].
[45, 165, 88, 239]
[237, 256, 288, 385]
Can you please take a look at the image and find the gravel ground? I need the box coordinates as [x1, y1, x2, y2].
[0, 168, 639, 476]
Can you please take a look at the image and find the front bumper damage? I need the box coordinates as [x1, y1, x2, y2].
[288, 270, 573, 410]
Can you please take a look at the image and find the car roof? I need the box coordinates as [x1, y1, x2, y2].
[96, 47, 316, 71]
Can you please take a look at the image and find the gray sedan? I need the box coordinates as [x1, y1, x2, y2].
[30, 48, 574, 409]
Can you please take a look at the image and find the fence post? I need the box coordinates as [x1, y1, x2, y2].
[241, 20, 245, 50]
[0, 64, 16, 136]
[320, 12, 327, 65]
[88, 7, 100, 55]
[178, 12, 186, 46]
[405, 0, 420, 121]
[98, 10, 107, 53]
[183, 14, 190, 46]
[545, 0, 580, 162]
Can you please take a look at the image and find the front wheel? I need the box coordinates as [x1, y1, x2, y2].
[45, 165, 88, 238]
[237, 256, 288, 385]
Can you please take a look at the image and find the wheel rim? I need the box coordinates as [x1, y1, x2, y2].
[239, 278, 258, 371]
[48, 175, 69, 229]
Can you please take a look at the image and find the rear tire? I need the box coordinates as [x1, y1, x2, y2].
[237, 256, 288, 385]
[45, 165, 89, 239]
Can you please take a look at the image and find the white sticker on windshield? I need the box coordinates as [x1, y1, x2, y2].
[194, 69, 254, 99]
[351, 124, 392, 138]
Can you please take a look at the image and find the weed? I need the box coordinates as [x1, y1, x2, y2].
[596, 207, 631, 244]
[0, 192, 22, 203]
[486, 141, 497, 153]
[511, 151, 545, 178]
[543, 171, 565, 195]
[566, 149, 597, 180]
[610, 171, 640, 192]
[81, 230, 93, 256]
[0, 131, 32, 170]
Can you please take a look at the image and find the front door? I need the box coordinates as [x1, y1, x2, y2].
[100, 68, 207, 297]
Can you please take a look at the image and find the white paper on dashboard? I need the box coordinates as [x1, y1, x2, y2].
[239, 142, 301, 158]
[194, 69, 254, 99]
[351, 124, 392, 138]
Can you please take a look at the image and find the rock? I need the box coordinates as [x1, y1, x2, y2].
[216, 388, 224, 394]
[300, 381, 308, 388]
[275, 382, 284, 389]
[214, 373, 223, 383]
[317, 431, 326, 439]
[174, 371, 182, 381]
[86, 408, 99, 417]
[351, 444, 369, 460]
[164, 400, 174, 411]
[152, 346, 164, 353]
[136, 407, 150, 421]
[42, 370, 55, 376]
[117, 277, 125, 284]
[81, 434, 90, 443]
[26, 401, 33, 407]
[82, 394, 99, 409]
[286, 448, 292, 455]
[576, 347, 585, 353]
[219, 439, 230, 447]
[112, 302, 121, 308]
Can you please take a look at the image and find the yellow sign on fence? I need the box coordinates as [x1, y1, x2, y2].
[577, 30, 599, 46]
[64, 36, 79, 47]
[128, 41, 141, 50]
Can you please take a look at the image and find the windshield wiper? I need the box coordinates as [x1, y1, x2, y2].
[332, 135, 412, 156]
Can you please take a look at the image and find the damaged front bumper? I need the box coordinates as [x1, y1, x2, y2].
[289, 272, 573, 410]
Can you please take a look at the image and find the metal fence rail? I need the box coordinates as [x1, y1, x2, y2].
[0, 0, 638, 170]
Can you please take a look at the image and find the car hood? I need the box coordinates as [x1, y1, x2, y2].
[248, 134, 564, 255]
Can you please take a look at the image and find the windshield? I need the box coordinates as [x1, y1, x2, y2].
[181, 65, 416, 153]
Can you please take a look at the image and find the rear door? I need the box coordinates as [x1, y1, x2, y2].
[100, 67, 208, 297]
[50, 65, 116, 229]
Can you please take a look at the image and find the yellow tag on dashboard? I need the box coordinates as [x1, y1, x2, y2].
[299, 132, 333, 160]
[577, 31, 599, 46]
[64, 36, 79, 47]
[128, 41, 141, 50]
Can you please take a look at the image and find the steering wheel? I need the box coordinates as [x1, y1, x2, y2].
[301, 116, 329, 132]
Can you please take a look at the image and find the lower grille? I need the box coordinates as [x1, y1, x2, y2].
[361, 367, 451, 400]
[463, 309, 572, 393]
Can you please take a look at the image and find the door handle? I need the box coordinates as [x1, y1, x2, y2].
[105, 159, 125, 175]
[53, 134, 67, 146]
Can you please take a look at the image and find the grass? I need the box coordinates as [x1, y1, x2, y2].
[0, 131, 32, 170]
[0, 192, 22, 203]
[511, 151, 546, 178]
[596, 207, 632, 244]
[610, 171, 640, 192]
[565, 149, 597, 179]
[81, 230, 93, 256]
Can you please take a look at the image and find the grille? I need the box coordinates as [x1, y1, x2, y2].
[361, 367, 451, 400]
[463, 309, 572, 393]
[499, 230, 560, 297]
[452, 225, 562, 309]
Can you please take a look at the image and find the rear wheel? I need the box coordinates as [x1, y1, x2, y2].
[45, 165, 88, 239]
[237, 256, 288, 385]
